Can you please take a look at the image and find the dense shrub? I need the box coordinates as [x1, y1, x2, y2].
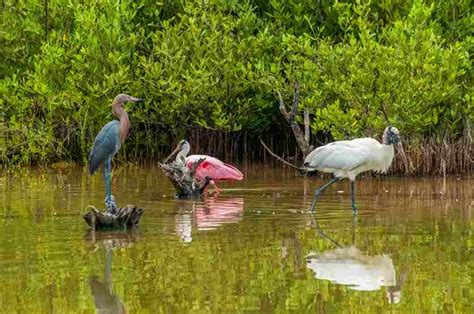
[1, 0, 472, 168]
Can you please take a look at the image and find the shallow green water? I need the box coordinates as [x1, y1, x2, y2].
[0, 165, 472, 313]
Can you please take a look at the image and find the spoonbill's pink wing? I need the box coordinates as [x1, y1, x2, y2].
[186, 155, 243, 181]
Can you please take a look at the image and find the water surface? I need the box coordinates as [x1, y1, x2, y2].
[1, 165, 472, 312]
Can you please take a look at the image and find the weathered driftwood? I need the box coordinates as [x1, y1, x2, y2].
[159, 158, 211, 198]
[83, 205, 144, 230]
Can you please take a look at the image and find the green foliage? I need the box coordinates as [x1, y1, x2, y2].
[1, 0, 472, 164]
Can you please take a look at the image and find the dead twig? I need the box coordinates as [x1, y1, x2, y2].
[260, 139, 304, 170]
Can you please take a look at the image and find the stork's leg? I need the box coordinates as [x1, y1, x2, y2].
[310, 176, 341, 212]
[350, 180, 357, 213]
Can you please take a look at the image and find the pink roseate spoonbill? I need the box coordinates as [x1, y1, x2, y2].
[170, 140, 244, 193]
[304, 126, 407, 213]
[88, 94, 144, 210]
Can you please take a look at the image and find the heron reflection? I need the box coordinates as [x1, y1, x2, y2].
[85, 230, 140, 313]
[175, 197, 244, 243]
[306, 216, 404, 304]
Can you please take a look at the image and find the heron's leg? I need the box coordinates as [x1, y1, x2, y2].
[350, 180, 357, 213]
[104, 159, 117, 210]
[104, 161, 111, 200]
[309, 176, 341, 212]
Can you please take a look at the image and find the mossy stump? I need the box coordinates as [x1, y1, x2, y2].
[159, 158, 211, 199]
[83, 205, 144, 230]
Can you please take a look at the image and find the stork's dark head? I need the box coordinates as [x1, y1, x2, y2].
[383, 125, 411, 173]
[383, 126, 400, 145]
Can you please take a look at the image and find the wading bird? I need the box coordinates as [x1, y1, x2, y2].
[304, 126, 407, 213]
[88, 94, 144, 209]
[169, 140, 244, 193]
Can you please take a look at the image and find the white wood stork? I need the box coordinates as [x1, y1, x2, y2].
[304, 126, 407, 212]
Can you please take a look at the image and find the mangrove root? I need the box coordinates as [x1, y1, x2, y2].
[83, 205, 144, 230]
[159, 158, 211, 199]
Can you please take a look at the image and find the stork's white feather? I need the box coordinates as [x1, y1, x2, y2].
[305, 136, 395, 181]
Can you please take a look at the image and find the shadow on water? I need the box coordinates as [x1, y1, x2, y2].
[307, 215, 407, 304]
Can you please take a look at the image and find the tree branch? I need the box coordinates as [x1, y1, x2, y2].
[276, 81, 313, 157]
[260, 139, 303, 170]
[278, 91, 290, 120]
[289, 81, 300, 122]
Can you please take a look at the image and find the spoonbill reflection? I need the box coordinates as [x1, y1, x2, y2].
[175, 197, 244, 243]
[304, 126, 407, 212]
[168, 140, 243, 194]
[88, 94, 144, 209]
[196, 197, 243, 230]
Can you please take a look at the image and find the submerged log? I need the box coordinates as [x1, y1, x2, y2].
[159, 158, 211, 198]
[83, 205, 144, 230]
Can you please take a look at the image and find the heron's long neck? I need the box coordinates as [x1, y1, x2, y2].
[112, 101, 129, 143]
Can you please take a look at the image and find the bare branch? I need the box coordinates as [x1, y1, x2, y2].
[260, 139, 303, 170]
[289, 81, 300, 122]
[304, 110, 310, 143]
[277, 91, 290, 120]
[276, 82, 313, 158]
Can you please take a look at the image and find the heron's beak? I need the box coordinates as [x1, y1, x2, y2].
[396, 142, 410, 174]
[163, 143, 182, 164]
[130, 97, 145, 103]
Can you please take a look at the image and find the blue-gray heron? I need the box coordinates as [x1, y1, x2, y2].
[88, 94, 144, 209]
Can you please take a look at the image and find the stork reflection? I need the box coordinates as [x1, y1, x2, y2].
[175, 197, 244, 243]
[306, 216, 404, 304]
[85, 230, 140, 313]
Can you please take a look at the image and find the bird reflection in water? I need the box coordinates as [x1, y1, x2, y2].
[85, 230, 140, 313]
[306, 217, 405, 304]
[175, 197, 244, 243]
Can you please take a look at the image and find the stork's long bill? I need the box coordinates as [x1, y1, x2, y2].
[395, 142, 410, 174]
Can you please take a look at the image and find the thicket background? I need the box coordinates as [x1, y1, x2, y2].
[1, 0, 472, 173]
